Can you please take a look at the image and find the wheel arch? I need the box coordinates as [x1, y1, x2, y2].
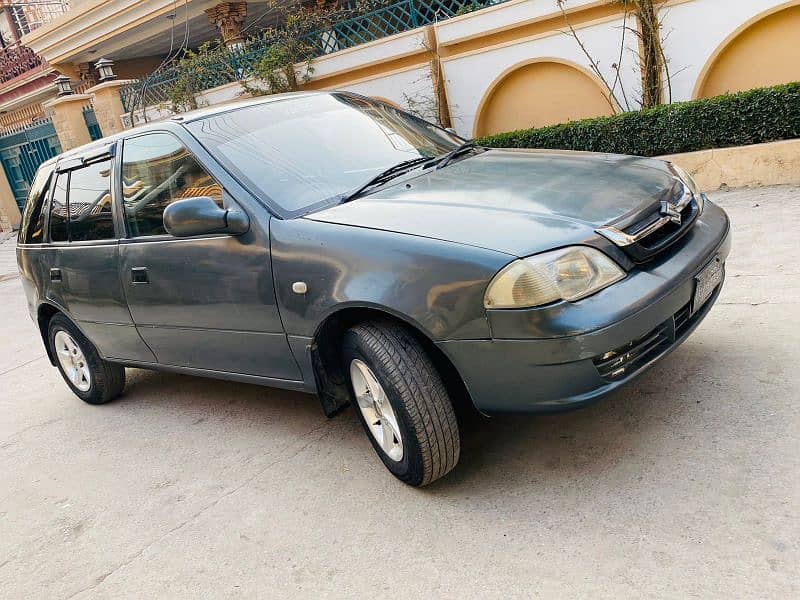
[309, 305, 474, 418]
[36, 301, 81, 367]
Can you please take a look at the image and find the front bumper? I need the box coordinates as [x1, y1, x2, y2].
[437, 201, 731, 414]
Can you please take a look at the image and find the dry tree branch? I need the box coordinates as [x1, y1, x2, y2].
[659, 37, 672, 103]
[556, 0, 626, 113]
[610, 7, 632, 112]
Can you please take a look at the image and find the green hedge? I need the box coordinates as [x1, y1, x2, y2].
[476, 82, 800, 157]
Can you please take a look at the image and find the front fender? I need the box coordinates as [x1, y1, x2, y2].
[270, 218, 512, 341]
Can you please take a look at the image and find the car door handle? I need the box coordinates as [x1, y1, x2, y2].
[131, 267, 149, 284]
[50, 268, 62, 282]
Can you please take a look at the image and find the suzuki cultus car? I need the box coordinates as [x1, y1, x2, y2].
[17, 92, 730, 485]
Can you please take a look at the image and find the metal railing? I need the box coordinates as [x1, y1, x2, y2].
[0, 42, 45, 84]
[122, 0, 504, 113]
[5, 0, 71, 34]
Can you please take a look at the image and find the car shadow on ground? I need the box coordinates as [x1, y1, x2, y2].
[434, 341, 726, 492]
[116, 339, 726, 493]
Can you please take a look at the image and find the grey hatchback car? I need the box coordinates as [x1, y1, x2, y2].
[17, 91, 730, 486]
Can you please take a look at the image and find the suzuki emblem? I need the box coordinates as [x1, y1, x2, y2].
[660, 200, 682, 225]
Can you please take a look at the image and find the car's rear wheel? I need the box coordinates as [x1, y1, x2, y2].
[48, 314, 125, 405]
[342, 321, 460, 486]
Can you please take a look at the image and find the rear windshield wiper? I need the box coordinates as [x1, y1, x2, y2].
[433, 141, 483, 170]
[341, 157, 431, 203]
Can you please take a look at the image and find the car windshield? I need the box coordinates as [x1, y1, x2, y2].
[186, 93, 463, 216]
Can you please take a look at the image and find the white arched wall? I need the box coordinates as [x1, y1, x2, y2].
[692, 1, 800, 98]
[440, 12, 640, 137]
[473, 58, 615, 137]
[659, 0, 797, 102]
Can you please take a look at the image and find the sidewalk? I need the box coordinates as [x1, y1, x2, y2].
[0, 230, 17, 281]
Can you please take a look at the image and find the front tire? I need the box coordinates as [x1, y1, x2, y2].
[48, 314, 125, 405]
[343, 321, 460, 486]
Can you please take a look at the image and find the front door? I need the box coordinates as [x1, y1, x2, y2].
[117, 130, 301, 381]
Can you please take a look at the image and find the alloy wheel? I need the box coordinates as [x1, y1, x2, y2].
[54, 330, 92, 392]
[350, 359, 403, 461]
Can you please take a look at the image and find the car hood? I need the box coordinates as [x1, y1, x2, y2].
[306, 149, 681, 257]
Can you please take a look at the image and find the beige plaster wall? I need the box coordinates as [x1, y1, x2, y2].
[661, 139, 800, 191]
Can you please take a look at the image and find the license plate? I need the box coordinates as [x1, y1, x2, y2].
[693, 255, 724, 313]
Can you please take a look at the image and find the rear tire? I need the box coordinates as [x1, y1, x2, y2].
[48, 314, 125, 405]
[343, 321, 460, 486]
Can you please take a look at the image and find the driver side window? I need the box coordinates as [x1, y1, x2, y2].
[121, 132, 223, 237]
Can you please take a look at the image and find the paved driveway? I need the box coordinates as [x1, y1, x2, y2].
[1, 187, 798, 599]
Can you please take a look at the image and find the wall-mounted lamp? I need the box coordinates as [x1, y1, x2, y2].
[54, 74, 73, 96]
[94, 58, 116, 82]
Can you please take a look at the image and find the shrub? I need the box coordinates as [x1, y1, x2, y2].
[476, 82, 800, 156]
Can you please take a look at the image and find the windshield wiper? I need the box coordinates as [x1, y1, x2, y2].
[433, 141, 483, 170]
[341, 157, 432, 203]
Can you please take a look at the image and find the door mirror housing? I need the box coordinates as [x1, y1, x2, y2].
[163, 196, 249, 237]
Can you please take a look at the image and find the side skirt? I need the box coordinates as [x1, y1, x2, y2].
[109, 359, 314, 394]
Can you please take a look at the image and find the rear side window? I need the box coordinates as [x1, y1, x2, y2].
[67, 160, 114, 242]
[121, 132, 223, 237]
[48, 160, 116, 243]
[19, 165, 53, 244]
[49, 173, 69, 242]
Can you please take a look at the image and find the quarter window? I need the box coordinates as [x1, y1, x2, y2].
[121, 132, 223, 237]
[19, 165, 53, 244]
[48, 173, 68, 242]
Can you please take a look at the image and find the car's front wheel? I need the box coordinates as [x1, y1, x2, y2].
[343, 321, 460, 486]
[48, 314, 125, 405]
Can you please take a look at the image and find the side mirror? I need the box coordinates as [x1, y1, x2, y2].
[163, 196, 249, 238]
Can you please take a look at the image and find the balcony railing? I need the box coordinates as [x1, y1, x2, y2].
[0, 43, 45, 85]
[122, 0, 505, 113]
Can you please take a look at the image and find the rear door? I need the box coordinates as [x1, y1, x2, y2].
[39, 147, 155, 362]
[117, 129, 301, 381]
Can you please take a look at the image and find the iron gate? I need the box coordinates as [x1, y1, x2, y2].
[83, 106, 103, 142]
[0, 117, 62, 211]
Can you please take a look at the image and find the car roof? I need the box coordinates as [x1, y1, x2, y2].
[52, 90, 338, 162]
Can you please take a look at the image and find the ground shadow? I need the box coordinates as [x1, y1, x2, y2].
[116, 339, 728, 494]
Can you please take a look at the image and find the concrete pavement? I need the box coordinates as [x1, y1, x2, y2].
[1, 186, 798, 598]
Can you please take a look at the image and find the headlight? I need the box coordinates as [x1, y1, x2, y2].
[672, 163, 704, 212]
[484, 246, 626, 309]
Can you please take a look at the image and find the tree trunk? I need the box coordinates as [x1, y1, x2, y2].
[636, 0, 664, 108]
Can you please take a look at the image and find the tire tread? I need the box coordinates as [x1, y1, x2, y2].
[348, 321, 460, 485]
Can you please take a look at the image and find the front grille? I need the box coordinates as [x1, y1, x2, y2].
[636, 202, 696, 251]
[595, 181, 703, 264]
[592, 299, 698, 382]
[620, 198, 700, 262]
